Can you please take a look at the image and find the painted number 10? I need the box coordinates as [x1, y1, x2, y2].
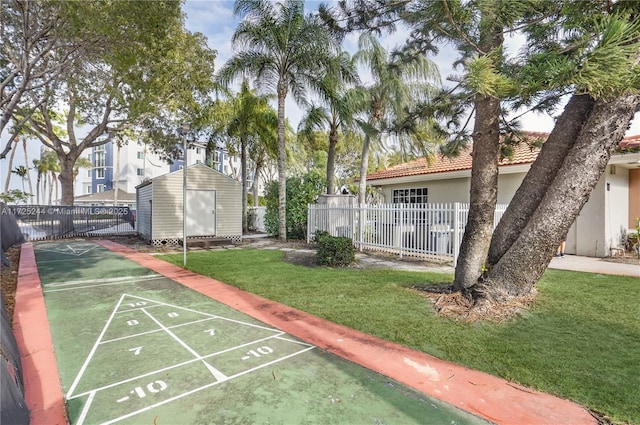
[244, 346, 273, 359]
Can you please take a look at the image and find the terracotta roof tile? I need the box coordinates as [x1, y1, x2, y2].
[366, 132, 639, 181]
[620, 134, 640, 148]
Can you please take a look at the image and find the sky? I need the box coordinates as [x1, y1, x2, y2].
[182, 0, 640, 136]
[2, 1, 639, 193]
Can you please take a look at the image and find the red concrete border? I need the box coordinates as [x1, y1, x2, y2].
[13, 243, 67, 425]
[96, 240, 596, 425]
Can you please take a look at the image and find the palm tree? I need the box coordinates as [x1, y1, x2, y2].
[40, 150, 60, 204]
[353, 33, 441, 204]
[11, 165, 29, 194]
[4, 138, 19, 193]
[218, 0, 342, 240]
[21, 137, 34, 203]
[226, 80, 278, 233]
[32, 158, 47, 205]
[298, 52, 361, 195]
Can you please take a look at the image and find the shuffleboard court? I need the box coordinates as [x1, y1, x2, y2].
[34, 240, 490, 425]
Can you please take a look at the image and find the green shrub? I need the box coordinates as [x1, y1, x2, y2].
[264, 172, 325, 240]
[316, 233, 355, 267]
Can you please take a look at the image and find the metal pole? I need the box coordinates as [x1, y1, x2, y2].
[181, 123, 190, 267]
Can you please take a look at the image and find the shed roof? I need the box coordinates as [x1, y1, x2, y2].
[135, 163, 240, 190]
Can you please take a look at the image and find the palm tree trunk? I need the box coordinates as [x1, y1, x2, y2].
[114, 142, 121, 206]
[276, 82, 288, 240]
[22, 139, 34, 203]
[36, 172, 41, 205]
[253, 155, 263, 208]
[241, 136, 248, 233]
[4, 138, 18, 193]
[358, 134, 371, 204]
[327, 126, 338, 194]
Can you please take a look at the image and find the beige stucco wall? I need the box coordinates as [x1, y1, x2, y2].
[606, 166, 630, 251]
[629, 169, 640, 228]
[566, 166, 629, 257]
[378, 172, 527, 205]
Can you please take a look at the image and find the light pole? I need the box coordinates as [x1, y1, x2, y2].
[179, 122, 191, 267]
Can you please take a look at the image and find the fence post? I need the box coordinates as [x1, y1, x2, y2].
[307, 204, 311, 243]
[357, 204, 363, 251]
[453, 202, 460, 266]
[398, 203, 404, 259]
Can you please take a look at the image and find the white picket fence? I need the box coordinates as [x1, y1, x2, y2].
[307, 202, 508, 264]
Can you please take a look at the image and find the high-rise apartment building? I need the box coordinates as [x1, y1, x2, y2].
[74, 139, 239, 208]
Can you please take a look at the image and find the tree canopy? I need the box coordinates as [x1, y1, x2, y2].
[320, 0, 640, 310]
[1, 0, 218, 205]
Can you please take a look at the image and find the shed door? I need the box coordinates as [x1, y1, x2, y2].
[186, 190, 216, 237]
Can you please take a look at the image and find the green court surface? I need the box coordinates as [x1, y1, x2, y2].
[34, 240, 490, 425]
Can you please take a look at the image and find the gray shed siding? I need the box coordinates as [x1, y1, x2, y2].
[137, 164, 242, 245]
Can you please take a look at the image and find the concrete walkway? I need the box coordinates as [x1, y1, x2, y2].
[244, 237, 640, 278]
[548, 254, 640, 277]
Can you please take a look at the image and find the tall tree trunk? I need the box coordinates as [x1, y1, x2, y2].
[22, 139, 34, 203]
[114, 142, 120, 206]
[241, 136, 248, 234]
[327, 125, 338, 194]
[47, 173, 53, 204]
[452, 95, 501, 290]
[479, 93, 640, 301]
[58, 153, 77, 206]
[4, 139, 18, 193]
[452, 3, 503, 291]
[358, 134, 371, 204]
[487, 94, 596, 265]
[35, 172, 41, 205]
[253, 156, 263, 207]
[276, 82, 288, 240]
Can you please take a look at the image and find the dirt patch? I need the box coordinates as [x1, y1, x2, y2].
[283, 249, 319, 267]
[412, 284, 537, 323]
[1, 246, 20, 323]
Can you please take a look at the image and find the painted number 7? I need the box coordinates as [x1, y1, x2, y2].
[129, 346, 142, 356]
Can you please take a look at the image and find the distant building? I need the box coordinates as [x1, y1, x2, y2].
[73, 139, 241, 209]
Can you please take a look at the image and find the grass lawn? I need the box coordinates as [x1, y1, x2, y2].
[161, 249, 640, 424]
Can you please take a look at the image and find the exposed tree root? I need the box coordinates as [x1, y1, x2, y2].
[412, 283, 537, 323]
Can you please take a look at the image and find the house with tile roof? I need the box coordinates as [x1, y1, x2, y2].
[364, 133, 640, 257]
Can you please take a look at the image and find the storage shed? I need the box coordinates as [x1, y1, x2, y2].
[136, 164, 242, 245]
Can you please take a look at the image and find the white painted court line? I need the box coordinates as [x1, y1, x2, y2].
[36, 244, 100, 257]
[75, 391, 95, 425]
[141, 308, 228, 382]
[65, 291, 314, 424]
[45, 274, 162, 288]
[68, 332, 291, 400]
[44, 281, 143, 293]
[99, 346, 316, 425]
[100, 317, 217, 344]
[124, 294, 283, 332]
[274, 335, 314, 347]
[66, 294, 128, 399]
